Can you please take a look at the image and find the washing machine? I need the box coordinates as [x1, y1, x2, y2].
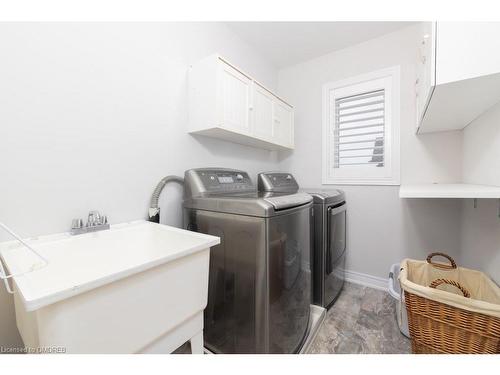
[183, 168, 313, 354]
[258, 172, 347, 310]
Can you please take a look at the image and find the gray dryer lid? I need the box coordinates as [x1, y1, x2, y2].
[257, 171, 345, 206]
[299, 188, 345, 205]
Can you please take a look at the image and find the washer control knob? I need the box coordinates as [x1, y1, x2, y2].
[236, 174, 244, 181]
[286, 175, 292, 180]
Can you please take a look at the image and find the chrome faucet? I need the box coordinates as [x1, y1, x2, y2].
[87, 211, 101, 227]
[71, 210, 110, 235]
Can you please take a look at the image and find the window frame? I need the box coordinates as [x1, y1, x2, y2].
[322, 66, 401, 186]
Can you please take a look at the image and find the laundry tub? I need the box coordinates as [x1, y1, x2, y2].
[0, 221, 220, 353]
[388, 263, 410, 338]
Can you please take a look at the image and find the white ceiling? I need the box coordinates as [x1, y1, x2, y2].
[225, 22, 415, 68]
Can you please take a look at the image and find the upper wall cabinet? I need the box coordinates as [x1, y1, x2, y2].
[188, 54, 294, 150]
[416, 22, 500, 134]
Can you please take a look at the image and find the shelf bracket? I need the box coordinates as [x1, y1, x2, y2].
[498, 199, 500, 219]
[473, 198, 478, 209]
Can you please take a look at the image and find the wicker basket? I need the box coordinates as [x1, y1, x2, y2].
[399, 253, 500, 354]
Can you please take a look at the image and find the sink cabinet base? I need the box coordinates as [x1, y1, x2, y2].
[139, 311, 204, 354]
[14, 249, 210, 354]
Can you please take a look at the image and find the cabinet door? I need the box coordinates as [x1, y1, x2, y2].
[436, 22, 500, 84]
[273, 100, 294, 147]
[251, 83, 275, 140]
[415, 22, 436, 129]
[218, 62, 252, 134]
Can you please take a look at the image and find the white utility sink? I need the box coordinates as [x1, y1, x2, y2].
[0, 220, 219, 354]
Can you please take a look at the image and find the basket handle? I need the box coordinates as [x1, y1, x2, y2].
[426, 252, 457, 270]
[429, 278, 470, 298]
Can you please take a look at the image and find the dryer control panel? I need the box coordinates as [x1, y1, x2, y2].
[257, 172, 299, 193]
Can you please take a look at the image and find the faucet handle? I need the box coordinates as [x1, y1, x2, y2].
[87, 211, 101, 227]
[72, 218, 83, 229]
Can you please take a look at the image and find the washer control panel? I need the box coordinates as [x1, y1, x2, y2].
[257, 172, 299, 193]
[185, 168, 255, 195]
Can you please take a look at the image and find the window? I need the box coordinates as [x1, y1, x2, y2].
[322, 66, 400, 185]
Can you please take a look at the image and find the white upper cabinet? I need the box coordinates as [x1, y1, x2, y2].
[415, 22, 436, 129]
[273, 99, 294, 146]
[416, 22, 500, 134]
[251, 82, 275, 140]
[218, 62, 252, 135]
[189, 54, 294, 150]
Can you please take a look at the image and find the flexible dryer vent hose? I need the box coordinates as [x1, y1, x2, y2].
[149, 175, 184, 223]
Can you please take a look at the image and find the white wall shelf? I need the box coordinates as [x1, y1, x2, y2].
[399, 183, 500, 199]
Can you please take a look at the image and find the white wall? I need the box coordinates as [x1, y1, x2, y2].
[460, 103, 500, 283]
[277, 24, 464, 280]
[460, 200, 500, 284]
[0, 22, 280, 348]
[462, 103, 500, 186]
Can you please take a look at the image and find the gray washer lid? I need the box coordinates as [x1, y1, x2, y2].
[300, 188, 345, 205]
[184, 191, 312, 217]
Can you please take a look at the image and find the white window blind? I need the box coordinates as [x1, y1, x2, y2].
[322, 66, 400, 185]
[334, 89, 385, 169]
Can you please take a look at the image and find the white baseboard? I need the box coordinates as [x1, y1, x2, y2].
[344, 269, 388, 292]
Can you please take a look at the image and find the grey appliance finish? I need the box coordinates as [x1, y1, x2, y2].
[183, 168, 313, 354]
[308, 190, 346, 309]
[257, 172, 347, 310]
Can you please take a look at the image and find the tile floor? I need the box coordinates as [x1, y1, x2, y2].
[175, 282, 411, 354]
[308, 282, 411, 354]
